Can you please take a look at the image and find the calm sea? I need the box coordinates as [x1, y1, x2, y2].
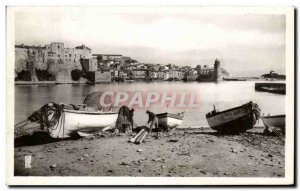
[15, 81, 285, 128]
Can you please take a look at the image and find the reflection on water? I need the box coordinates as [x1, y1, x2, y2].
[15, 81, 285, 128]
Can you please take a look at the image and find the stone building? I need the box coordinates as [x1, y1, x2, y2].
[132, 69, 148, 79]
[15, 42, 92, 81]
[167, 69, 185, 80]
[196, 59, 230, 82]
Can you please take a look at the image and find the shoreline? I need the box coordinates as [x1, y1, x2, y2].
[14, 78, 286, 85]
[14, 127, 284, 177]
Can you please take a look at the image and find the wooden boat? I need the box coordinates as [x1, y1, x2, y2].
[255, 83, 286, 95]
[262, 114, 285, 131]
[48, 109, 118, 138]
[206, 102, 261, 134]
[223, 77, 247, 81]
[156, 112, 184, 129]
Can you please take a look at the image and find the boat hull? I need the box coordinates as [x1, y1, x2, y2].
[262, 115, 285, 130]
[157, 113, 184, 128]
[49, 109, 118, 138]
[255, 83, 286, 95]
[206, 102, 260, 134]
[209, 114, 256, 133]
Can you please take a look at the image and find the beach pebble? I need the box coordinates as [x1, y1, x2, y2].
[231, 149, 238, 154]
[107, 169, 113, 173]
[120, 162, 129, 165]
[78, 157, 84, 161]
[49, 164, 57, 169]
[200, 171, 207, 174]
[137, 149, 143, 153]
[161, 165, 165, 169]
[208, 139, 214, 142]
[267, 154, 273, 158]
[83, 154, 89, 158]
[168, 139, 179, 142]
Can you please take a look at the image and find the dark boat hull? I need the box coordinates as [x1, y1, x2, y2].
[206, 102, 260, 134]
[210, 113, 256, 134]
[255, 83, 286, 95]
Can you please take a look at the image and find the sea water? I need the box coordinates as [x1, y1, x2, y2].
[15, 81, 285, 128]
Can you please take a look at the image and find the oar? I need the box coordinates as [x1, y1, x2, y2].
[129, 128, 145, 143]
[15, 119, 31, 129]
[136, 131, 148, 144]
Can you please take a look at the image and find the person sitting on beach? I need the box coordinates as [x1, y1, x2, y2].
[146, 110, 159, 138]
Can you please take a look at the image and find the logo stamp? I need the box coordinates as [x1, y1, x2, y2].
[25, 156, 31, 168]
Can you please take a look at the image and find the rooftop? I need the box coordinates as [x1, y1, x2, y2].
[93, 54, 122, 56]
[15, 44, 46, 49]
[75, 44, 91, 50]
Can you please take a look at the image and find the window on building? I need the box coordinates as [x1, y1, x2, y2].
[69, 54, 72, 57]
[58, 45, 60, 49]
[58, 55, 60, 58]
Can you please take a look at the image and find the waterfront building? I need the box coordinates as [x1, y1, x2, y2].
[81, 58, 97, 72]
[86, 70, 112, 83]
[132, 69, 148, 79]
[183, 69, 198, 81]
[92, 54, 123, 62]
[119, 71, 128, 79]
[157, 71, 166, 80]
[149, 70, 158, 79]
[167, 69, 185, 80]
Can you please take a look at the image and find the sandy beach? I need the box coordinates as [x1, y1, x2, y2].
[14, 127, 285, 177]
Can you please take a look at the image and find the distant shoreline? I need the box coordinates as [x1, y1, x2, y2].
[14, 78, 286, 85]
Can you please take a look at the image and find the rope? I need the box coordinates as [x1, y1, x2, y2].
[261, 117, 282, 136]
[15, 102, 63, 136]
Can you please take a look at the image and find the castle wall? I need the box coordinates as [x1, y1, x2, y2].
[15, 42, 89, 82]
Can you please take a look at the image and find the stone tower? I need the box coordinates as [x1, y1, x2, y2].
[214, 59, 221, 82]
[195, 65, 202, 75]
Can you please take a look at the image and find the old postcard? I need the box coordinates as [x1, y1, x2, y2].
[6, 6, 294, 185]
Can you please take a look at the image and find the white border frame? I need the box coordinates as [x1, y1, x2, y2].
[6, 6, 294, 186]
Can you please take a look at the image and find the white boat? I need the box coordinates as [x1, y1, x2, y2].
[48, 109, 118, 138]
[262, 114, 285, 131]
[156, 112, 184, 129]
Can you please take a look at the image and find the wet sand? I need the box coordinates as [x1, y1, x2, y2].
[14, 127, 285, 177]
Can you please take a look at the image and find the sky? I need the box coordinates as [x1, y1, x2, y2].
[14, 7, 286, 77]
